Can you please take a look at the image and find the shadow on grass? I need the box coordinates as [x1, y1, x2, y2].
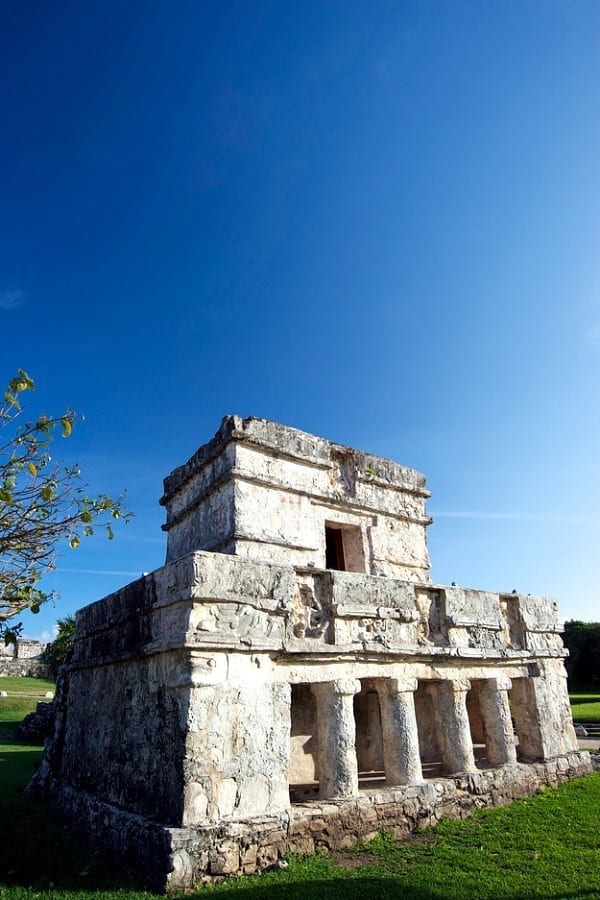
[2, 803, 600, 900]
[0, 744, 141, 893]
[0, 791, 143, 893]
[0, 746, 43, 795]
[0, 720, 29, 738]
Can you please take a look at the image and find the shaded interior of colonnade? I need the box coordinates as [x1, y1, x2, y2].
[466, 676, 541, 766]
[288, 676, 526, 802]
[289, 678, 430, 800]
[414, 680, 444, 777]
[288, 680, 391, 800]
[353, 680, 385, 786]
[352, 678, 497, 787]
[417, 678, 520, 774]
[289, 683, 320, 801]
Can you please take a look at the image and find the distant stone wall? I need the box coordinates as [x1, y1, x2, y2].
[0, 638, 49, 678]
[0, 657, 50, 678]
[16, 638, 47, 659]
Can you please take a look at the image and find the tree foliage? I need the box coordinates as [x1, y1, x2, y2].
[43, 614, 76, 680]
[563, 620, 600, 686]
[0, 370, 131, 642]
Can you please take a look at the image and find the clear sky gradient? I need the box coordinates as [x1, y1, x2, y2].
[2, 1, 599, 640]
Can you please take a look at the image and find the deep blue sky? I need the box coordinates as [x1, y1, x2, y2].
[2, 1, 599, 639]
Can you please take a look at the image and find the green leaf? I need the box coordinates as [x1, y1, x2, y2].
[106, 524, 114, 540]
[28, 462, 38, 476]
[35, 416, 53, 433]
[61, 416, 73, 437]
[40, 484, 55, 501]
[69, 535, 80, 549]
[14, 369, 34, 391]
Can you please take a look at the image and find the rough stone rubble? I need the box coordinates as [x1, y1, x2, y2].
[28, 416, 591, 891]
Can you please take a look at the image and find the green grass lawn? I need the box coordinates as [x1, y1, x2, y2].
[0, 675, 55, 797]
[569, 688, 600, 723]
[0, 675, 55, 735]
[0, 677, 599, 899]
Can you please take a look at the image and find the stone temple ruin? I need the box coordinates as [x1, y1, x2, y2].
[30, 416, 591, 890]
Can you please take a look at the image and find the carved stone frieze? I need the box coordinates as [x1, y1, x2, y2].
[192, 602, 283, 648]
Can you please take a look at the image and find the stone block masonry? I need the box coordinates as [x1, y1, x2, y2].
[0, 638, 49, 678]
[28, 416, 591, 891]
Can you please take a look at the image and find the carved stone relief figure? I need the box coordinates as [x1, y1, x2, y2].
[415, 591, 432, 644]
[500, 596, 525, 650]
[330, 450, 356, 496]
[357, 617, 387, 645]
[415, 589, 448, 645]
[467, 625, 502, 651]
[195, 603, 278, 644]
[291, 583, 331, 641]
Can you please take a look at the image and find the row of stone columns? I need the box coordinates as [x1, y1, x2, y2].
[311, 676, 517, 800]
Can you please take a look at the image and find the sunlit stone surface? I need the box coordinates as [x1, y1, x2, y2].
[29, 416, 590, 891]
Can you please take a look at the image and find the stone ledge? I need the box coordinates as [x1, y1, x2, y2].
[67, 551, 566, 666]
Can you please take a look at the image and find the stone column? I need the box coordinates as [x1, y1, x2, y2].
[311, 679, 360, 799]
[429, 679, 476, 774]
[510, 675, 544, 760]
[512, 662, 578, 760]
[376, 678, 422, 785]
[478, 677, 517, 766]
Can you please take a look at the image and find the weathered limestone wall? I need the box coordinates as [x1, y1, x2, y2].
[164, 476, 236, 565]
[61, 654, 187, 822]
[36, 575, 191, 824]
[32, 553, 295, 831]
[29, 417, 587, 893]
[161, 417, 432, 581]
[509, 659, 577, 760]
[183, 663, 291, 824]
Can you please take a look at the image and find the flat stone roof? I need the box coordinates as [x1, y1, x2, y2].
[161, 415, 428, 504]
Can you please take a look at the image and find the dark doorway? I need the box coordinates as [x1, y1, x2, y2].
[325, 526, 346, 570]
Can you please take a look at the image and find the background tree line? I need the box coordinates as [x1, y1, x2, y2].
[563, 620, 600, 687]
